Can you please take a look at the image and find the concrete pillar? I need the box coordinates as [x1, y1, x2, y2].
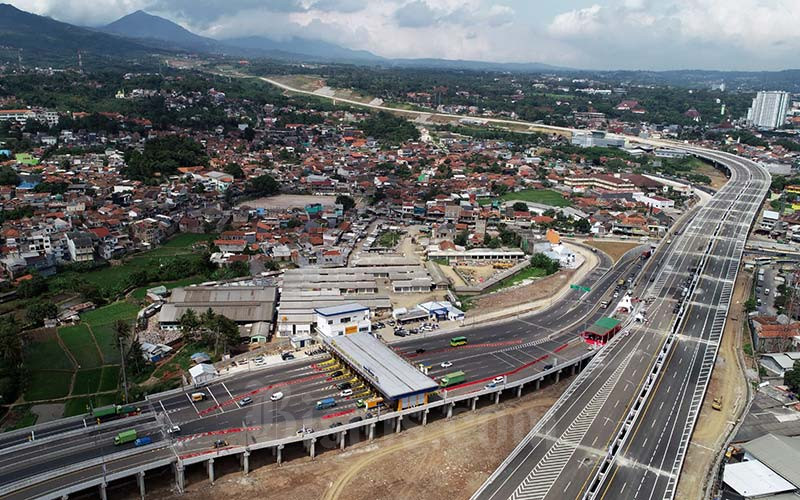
[61, 496, 69, 500]
[446, 403, 454, 419]
[535, 378, 541, 390]
[138, 471, 146, 499]
[516, 384, 524, 398]
[555, 370, 561, 383]
[494, 390, 501, 404]
[208, 458, 215, 484]
[174, 463, 185, 493]
[309, 438, 317, 460]
[242, 451, 250, 475]
[395, 416, 403, 434]
[471, 397, 478, 411]
[276, 444, 283, 466]
[98, 483, 107, 500]
[368, 422, 376, 441]
[572, 364, 577, 376]
[422, 409, 429, 426]
[340, 431, 346, 450]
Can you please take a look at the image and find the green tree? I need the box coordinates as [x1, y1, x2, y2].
[336, 194, 356, 212]
[224, 163, 244, 179]
[17, 273, 47, 299]
[744, 297, 758, 313]
[530, 253, 560, 275]
[0, 318, 23, 366]
[786, 360, 800, 394]
[25, 301, 58, 327]
[574, 218, 591, 234]
[0, 166, 20, 186]
[512, 202, 529, 212]
[246, 174, 279, 197]
[180, 308, 200, 341]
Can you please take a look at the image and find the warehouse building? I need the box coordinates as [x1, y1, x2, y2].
[158, 285, 277, 332]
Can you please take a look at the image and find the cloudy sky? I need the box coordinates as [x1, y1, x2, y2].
[8, 0, 800, 70]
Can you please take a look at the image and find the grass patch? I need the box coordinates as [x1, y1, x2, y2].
[130, 276, 204, 300]
[81, 302, 140, 326]
[99, 365, 119, 392]
[63, 393, 119, 418]
[377, 230, 402, 247]
[479, 189, 572, 207]
[153, 342, 213, 380]
[25, 371, 72, 401]
[72, 368, 103, 395]
[24, 336, 74, 371]
[486, 266, 550, 293]
[59, 324, 103, 369]
[90, 323, 123, 364]
[2, 406, 37, 432]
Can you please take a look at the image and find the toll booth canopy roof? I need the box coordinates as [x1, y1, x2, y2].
[586, 317, 621, 336]
[322, 332, 439, 400]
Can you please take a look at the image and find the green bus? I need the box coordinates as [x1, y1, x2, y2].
[439, 371, 466, 388]
[450, 336, 468, 347]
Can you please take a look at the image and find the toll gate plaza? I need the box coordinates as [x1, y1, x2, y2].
[320, 332, 439, 410]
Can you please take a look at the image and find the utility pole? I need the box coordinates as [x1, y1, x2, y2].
[119, 336, 129, 403]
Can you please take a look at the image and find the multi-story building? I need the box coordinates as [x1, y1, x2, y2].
[65, 231, 95, 262]
[747, 91, 790, 129]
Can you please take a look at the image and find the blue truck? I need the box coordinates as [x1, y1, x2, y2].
[134, 436, 152, 447]
[315, 397, 336, 410]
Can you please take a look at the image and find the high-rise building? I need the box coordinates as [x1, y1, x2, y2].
[747, 91, 790, 129]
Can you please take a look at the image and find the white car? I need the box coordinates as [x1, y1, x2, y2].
[270, 392, 284, 401]
[440, 361, 453, 368]
[253, 357, 266, 365]
[339, 389, 353, 397]
[492, 376, 505, 384]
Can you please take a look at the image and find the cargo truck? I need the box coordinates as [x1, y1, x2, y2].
[91, 404, 140, 423]
[315, 397, 336, 410]
[114, 429, 137, 445]
[134, 436, 152, 447]
[357, 397, 384, 409]
[439, 370, 466, 388]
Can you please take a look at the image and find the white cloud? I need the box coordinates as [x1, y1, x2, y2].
[548, 4, 603, 37]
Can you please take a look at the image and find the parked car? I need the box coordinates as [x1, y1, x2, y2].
[330, 370, 343, 378]
[270, 392, 284, 402]
[337, 382, 352, 390]
[281, 352, 295, 360]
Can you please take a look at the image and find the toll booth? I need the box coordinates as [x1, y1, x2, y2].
[320, 332, 439, 411]
[581, 317, 622, 346]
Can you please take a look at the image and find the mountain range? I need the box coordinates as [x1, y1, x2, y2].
[0, 3, 562, 71]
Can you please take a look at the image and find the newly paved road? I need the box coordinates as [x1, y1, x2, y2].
[473, 147, 769, 500]
[0, 242, 645, 499]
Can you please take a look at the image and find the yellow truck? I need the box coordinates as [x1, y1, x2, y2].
[711, 397, 723, 411]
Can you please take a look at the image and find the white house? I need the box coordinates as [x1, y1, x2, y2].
[315, 303, 371, 337]
[189, 363, 218, 385]
[633, 193, 675, 210]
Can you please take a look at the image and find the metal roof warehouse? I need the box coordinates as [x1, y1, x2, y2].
[320, 332, 439, 410]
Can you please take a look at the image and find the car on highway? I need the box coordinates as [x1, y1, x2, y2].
[339, 389, 353, 397]
[167, 425, 181, 435]
[349, 416, 363, 424]
[485, 382, 497, 389]
[213, 439, 228, 448]
[415, 348, 425, 354]
[329, 422, 343, 428]
[330, 370, 343, 378]
[191, 392, 206, 402]
[492, 376, 505, 384]
[270, 392, 284, 401]
[281, 352, 295, 360]
[296, 427, 313, 435]
[336, 381, 352, 390]
[440, 361, 453, 368]
[543, 364, 554, 370]
[239, 396, 253, 407]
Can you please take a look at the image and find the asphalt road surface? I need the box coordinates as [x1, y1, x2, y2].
[473, 148, 769, 500]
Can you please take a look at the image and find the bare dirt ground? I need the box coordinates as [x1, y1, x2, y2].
[581, 239, 641, 263]
[30, 403, 64, 424]
[695, 163, 729, 191]
[470, 269, 574, 315]
[675, 270, 751, 498]
[438, 263, 466, 287]
[147, 380, 570, 500]
[237, 194, 337, 210]
[456, 264, 502, 286]
[269, 75, 325, 92]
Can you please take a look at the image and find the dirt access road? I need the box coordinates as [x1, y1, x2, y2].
[145, 381, 570, 500]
